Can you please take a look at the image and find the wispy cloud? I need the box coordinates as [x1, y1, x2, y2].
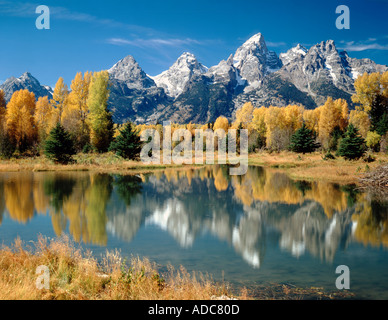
[339, 37, 388, 52]
[107, 37, 202, 48]
[266, 41, 287, 47]
[0, 1, 155, 35]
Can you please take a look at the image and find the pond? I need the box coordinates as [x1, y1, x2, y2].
[0, 166, 387, 299]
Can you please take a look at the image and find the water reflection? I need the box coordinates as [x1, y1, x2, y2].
[0, 166, 387, 268]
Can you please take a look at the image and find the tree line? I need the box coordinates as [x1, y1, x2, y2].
[0, 70, 387, 163]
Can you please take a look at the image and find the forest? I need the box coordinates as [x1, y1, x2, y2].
[0, 70, 387, 163]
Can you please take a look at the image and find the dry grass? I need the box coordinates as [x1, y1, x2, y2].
[0, 236, 247, 300]
[249, 151, 388, 184]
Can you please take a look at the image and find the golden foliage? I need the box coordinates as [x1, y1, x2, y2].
[6, 89, 37, 149]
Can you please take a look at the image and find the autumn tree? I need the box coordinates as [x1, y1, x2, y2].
[6, 89, 37, 152]
[233, 102, 254, 129]
[251, 106, 267, 149]
[318, 98, 349, 150]
[62, 71, 92, 150]
[51, 77, 69, 123]
[34, 96, 54, 144]
[213, 116, 229, 132]
[86, 71, 114, 152]
[352, 72, 382, 113]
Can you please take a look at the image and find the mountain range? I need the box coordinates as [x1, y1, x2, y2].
[1, 33, 387, 124]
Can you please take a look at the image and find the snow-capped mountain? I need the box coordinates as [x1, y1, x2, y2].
[151, 52, 208, 98]
[0, 72, 52, 102]
[1, 33, 387, 124]
[107, 55, 169, 123]
[232, 33, 282, 90]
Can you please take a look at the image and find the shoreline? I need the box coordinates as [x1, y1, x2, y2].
[0, 236, 356, 300]
[0, 151, 387, 185]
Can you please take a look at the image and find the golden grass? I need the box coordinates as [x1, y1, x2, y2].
[249, 151, 388, 184]
[0, 236, 247, 300]
[0, 236, 358, 300]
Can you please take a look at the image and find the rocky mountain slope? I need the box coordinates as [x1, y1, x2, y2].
[0, 72, 52, 102]
[1, 33, 387, 124]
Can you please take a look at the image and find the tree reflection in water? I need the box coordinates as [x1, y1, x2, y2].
[0, 166, 387, 267]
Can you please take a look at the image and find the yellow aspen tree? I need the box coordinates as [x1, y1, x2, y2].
[51, 77, 69, 123]
[349, 108, 370, 138]
[86, 71, 114, 152]
[265, 106, 287, 151]
[6, 89, 37, 151]
[251, 106, 267, 148]
[352, 72, 381, 113]
[233, 102, 254, 129]
[303, 108, 320, 133]
[381, 70, 388, 98]
[213, 116, 229, 132]
[318, 98, 348, 149]
[35, 96, 54, 143]
[62, 72, 92, 149]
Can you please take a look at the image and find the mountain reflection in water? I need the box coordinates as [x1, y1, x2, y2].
[0, 166, 387, 269]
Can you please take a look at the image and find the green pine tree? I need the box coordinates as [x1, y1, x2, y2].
[44, 122, 76, 164]
[337, 123, 366, 160]
[289, 123, 320, 154]
[369, 94, 388, 136]
[109, 122, 142, 160]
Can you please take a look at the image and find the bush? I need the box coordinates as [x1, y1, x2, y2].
[44, 122, 76, 164]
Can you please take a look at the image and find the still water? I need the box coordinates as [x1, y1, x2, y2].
[0, 166, 387, 299]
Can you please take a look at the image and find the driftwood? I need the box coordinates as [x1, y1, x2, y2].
[359, 165, 388, 190]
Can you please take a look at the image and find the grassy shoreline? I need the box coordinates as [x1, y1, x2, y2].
[0, 151, 387, 184]
[0, 236, 356, 300]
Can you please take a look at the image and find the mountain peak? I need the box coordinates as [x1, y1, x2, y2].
[0, 72, 52, 102]
[152, 52, 207, 98]
[243, 33, 265, 46]
[108, 55, 155, 89]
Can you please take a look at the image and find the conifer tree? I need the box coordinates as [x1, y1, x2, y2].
[109, 122, 142, 160]
[44, 122, 76, 164]
[338, 124, 366, 160]
[289, 123, 320, 153]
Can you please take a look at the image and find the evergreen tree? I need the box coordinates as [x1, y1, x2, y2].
[338, 124, 366, 160]
[109, 122, 142, 160]
[369, 94, 388, 136]
[44, 122, 76, 164]
[289, 123, 320, 153]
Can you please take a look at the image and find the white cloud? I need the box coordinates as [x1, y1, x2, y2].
[107, 37, 202, 48]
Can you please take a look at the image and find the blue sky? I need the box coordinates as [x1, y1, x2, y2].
[0, 0, 387, 87]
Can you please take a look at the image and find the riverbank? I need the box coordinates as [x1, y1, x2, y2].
[0, 236, 355, 300]
[249, 151, 388, 184]
[0, 151, 387, 184]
